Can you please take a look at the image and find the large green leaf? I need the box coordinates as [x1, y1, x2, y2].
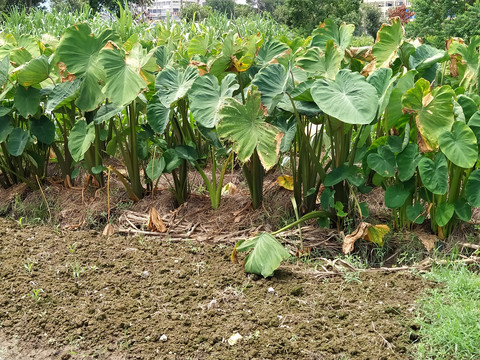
[311, 19, 354, 51]
[0, 116, 13, 143]
[68, 120, 95, 162]
[0, 55, 9, 87]
[373, 17, 404, 68]
[256, 39, 289, 67]
[189, 73, 238, 128]
[402, 79, 455, 150]
[217, 88, 282, 170]
[94, 103, 123, 125]
[100, 47, 146, 107]
[418, 153, 448, 195]
[251, 63, 289, 113]
[396, 143, 420, 181]
[385, 183, 410, 208]
[457, 95, 477, 122]
[15, 55, 49, 86]
[384, 70, 416, 130]
[324, 165, 357, 187]
[14, 85, 40, 118]
[435, 202, 455, 227]
[438, 121, 478, 168]
[311, 69, 378, 124]
[147, 93, 170, 134]
[75, 68, 105, 111]
[465, 169, 480, 207]
[155, 66, 198, 108]
[236, 233, 290, 278]
[30, 115, 55, 145]
[146, 157, 166, 181]
[367, 146, 396, 177]
[7, 128, 29, 156]
[296, 40, 341, 79]
[45, 79, 81, 112]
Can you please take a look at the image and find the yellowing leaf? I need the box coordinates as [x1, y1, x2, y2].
[364, 224, 390, 246]
[343, 222, 390, 254]
[277, 175, 294, 191]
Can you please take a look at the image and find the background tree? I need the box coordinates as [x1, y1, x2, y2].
[285, 0, 361, 35]
[205, 0, 234, 18]
[51, 0, 87, 12]
[407, 0, 476, 47]
[234, 3, 253, 17]
[388, 4, 414, 24]
[0, 0, 43, 11]
[360, 3, 381, 38]
[180, 2, 212, 21]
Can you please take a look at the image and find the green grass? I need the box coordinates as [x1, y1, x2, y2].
[415, 264, 480, 359]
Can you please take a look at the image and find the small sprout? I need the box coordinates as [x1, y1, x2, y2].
[28, 288, 43, 302]
[24, 261, 34, 273]
[69, 260, 85, 278]
[68, 242, 77, 254]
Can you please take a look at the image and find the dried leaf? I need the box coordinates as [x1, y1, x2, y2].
[147, 207, 166, 233]
[343, 222, 390, 254]
[416, 230, 437, 252]
[277, 175, 294, 191]
[102, 223, 115, 236]
[222, 182, 238, 195]
[343, 221, 370, 254]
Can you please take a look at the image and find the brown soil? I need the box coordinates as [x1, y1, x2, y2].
[0, 216, 430, 360]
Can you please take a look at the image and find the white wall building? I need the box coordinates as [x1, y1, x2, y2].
[363, 0, 412, 20]
[147, 0, 206, 21]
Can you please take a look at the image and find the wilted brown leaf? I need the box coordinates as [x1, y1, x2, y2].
[147, 207, 167, 233]
[343, 222, 370, 254]
[102, 223, 115, 236]
[415, 230, 437, 252]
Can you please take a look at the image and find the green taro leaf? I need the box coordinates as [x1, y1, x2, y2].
[94, 103, 123, 125]
[367, 146, 396, 177]
[311, 69, 378, 125]
[15, 55, 50, 86]
[236, 233, 290, 278]
[189, 73, 238, 128]
[324, 165, 357, 187]
[0, 116, 13, 143]
[438, 121, 478, 169]
[311, 19, 354, 51]
[373, 17, 404, 68]
[7, 128, 29, 156]
[146, 157, 166, 181]
[251, 63, 289, 113]
[30, 115, 55, 145]
[418, 153, 448, 195]
[155, 66, 198, 108]
[396, 143, 420, 182]
[68, 119, 95, 162]
[217, 88, 282, 170]
[402, 79, 455, 150]
[14, 85, 40, 118]
[296, 41, 342, 79]
[100, 47, 146, 107]
[465, 169, 480, 207]
[406, 203, 425, 224]
[457, 94, 477, 122]
[454, 198, 472, 222]
[256, 39, 289, 67]
[0, 55, 9, 87]
[385, 183, 410, 208]
[46, 79, 81, 112]
[147, 93, 170, 134]
[163, 148, 183, 173]
[435, 202, 455, 227]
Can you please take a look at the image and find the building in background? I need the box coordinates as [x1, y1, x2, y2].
[363, 0, 411, 20]
[147, 0, 206, 21]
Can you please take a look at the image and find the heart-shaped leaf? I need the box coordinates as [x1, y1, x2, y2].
[418, 153, 448, 195]
[367, 146, 396, 177]
[435, 202, 455, 227]
[146, 157, 166, 181]
[155, 66, 198, 108]
[7, 128, 29, 156]
[68, 119, 95, 162]
[311, 69, 378, 125]
[465, 169, 480, 207]
[396, 143, 420, 182]
[251, 63, 289, 114]
[373, 18, 404, 68]
[217, 88, 282, 170]
[30, 115, 55, 145]
[385, 183, 410, 208]
[454, 198, 472, 222]
[235, 233, 290, 278]
[406, 203, 425, 224]
[438, 121, 478, 168]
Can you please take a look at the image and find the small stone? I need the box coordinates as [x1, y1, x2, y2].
[267, 287, 275, 293]
[227, 333, 243, 346]
[160, 334, 168, 342]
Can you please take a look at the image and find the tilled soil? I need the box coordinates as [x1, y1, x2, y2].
[0, 217, 429, 359]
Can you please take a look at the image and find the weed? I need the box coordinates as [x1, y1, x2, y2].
[68, 242, 77, 254]
[24, 261, 34, 273]
[28, 288, 43, 302]
[120, 327, 131, 351]
[69, 260, 85, 278]
[415, 264, 480, 359]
